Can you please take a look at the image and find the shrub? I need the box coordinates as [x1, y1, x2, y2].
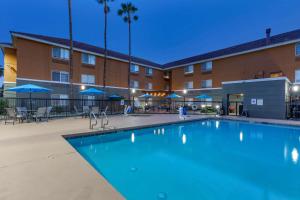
[0, 99, 9, 115]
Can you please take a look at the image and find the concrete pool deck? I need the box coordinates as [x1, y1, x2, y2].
[1, 114, 300, 200]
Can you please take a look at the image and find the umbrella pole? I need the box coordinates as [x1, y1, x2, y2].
[30, 91, 32, 114]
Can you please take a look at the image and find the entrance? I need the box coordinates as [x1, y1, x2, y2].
[227, 93, 244, 116]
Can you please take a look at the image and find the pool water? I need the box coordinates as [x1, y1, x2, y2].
[67, 120, 300, 200]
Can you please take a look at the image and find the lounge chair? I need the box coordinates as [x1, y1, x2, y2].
[4, 108, 17, 125]
[91, 106, 100, 117]
[33, 107, 47, 122]
[82, 106, 90, 118]
[46, 106, 53, 121]
[16, 107, 28, 123]
[74, 105, 84, 117]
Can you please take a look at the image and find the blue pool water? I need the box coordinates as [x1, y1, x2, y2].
[67, 120, 300, 200]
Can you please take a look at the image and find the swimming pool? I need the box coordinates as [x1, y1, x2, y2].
[67, 120, 300, 200]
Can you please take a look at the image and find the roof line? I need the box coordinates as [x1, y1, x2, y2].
[10, 32, 164, 70]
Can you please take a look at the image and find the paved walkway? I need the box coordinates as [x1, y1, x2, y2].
[0, 114, 209, 200]
[1, 114, 300, 200]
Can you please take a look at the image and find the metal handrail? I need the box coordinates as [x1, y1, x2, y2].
[100, 111, 109, 129]
[89, 111, 98, 129]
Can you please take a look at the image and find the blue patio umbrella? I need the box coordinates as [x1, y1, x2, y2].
[79, 88, 105, 95]
[166, 93, 182, 99]
[7, 84, 52, 110]
[139, 94, 153, 98]
[195, 94, 212, 99]
[108, 94, 123, 100]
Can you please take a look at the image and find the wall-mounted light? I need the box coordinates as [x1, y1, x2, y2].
[215, 105, 220, 109]
[292, 85, 299, 92]
[81, 85, 86, 90]
[183, 89, 187, 94]
[131, 88, 136, 94]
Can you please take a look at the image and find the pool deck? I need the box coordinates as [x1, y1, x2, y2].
[1, 114, 300, 200]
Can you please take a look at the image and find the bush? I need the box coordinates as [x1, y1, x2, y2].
[52, 106, 65, 114]
[0, 99, 9, 115]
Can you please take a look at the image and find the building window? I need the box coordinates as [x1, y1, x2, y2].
[51, 94, 69, 106]
[296, 43, 300, 56]
[184, 65, 194, 74]
[52, 47, 69, 60]
[270, 71, 283, 78]
[146, 67, 153, 76]
[82, 53, 96, 65]
[130, 80, 139, 88]
[295, 70, 300, 83]
[81, 74, 95, 84]
[130, 64, 139, 73]
[146, 82, 153, 90]
[201, 61, 212, 72]
[184, 81, 193, 89]
[52, 71, 69, 83]
[201, 79, 212, 88]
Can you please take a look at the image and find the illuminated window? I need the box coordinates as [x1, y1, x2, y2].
[82, 53, 96, 65]
[201, 61, 212, 72]
[296, 43, 300, 56]
[184, 65, 194, 74]
[81, 74, 95, 84]
[201, 79, 212, 88]
[146, 82, 153, 90]
[295, 70, 300, 83]
[52, 47, 69, 60]
[184, 81, 193, 89]
[270, 71, 283, 78]
[130, 64, 139, 73]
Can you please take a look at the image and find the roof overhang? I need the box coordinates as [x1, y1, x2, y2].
[163, 40, 300, 70]
[11, 32, 164, 70]
[222, 77, 292, 85]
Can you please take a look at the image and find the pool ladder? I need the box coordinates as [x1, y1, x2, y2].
[89, 111, 109, 130]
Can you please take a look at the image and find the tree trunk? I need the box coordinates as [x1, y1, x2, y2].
[68, 0, 74, 100]
[103, 1, 108, 92]
[128, 19, 132, 103]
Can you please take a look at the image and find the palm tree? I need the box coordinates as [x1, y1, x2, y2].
[118, 2, 138, 101]
[97, 0, 114, 92]
[68, 0, 74, 99]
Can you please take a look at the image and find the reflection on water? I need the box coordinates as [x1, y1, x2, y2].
[292, 148, 299, 164]
[239, 131, 243, 142]
[182, 134, 187, 145]
[131, 133, 135, 143]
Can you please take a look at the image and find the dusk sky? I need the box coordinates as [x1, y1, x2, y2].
[0, 0, 300, 67]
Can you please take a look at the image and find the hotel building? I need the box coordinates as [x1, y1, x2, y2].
[1, 28, 300, 118]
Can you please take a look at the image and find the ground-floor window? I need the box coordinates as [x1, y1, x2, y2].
[51, 94, 69, 106]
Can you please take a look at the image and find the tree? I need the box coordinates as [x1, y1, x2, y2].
[97, 0, 114, 92]
[68, 0, 74, 98]
[118, 2, 138, 100]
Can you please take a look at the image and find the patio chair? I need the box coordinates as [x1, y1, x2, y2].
[91, 106, 100, 117]
[4, 108, 17, 125]
[82, 106, 90, 118]
[74, 105, 84, 117]
[33, 107, 47, 122]
[16, 107, 28, 123]
[46, 107, 53, 121]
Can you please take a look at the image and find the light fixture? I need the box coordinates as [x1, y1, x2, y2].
[215, 105, 220, 109]
[292, 85, 299, 92]
[183, 89, 187, 94]
[131, 88, 136, 94]
[81, 85, 86, 90]
[201, 104, 206, 108]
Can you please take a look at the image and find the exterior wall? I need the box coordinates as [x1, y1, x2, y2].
[170, 43, 300, 90]
[222, 79, 289, 119]
[13, 37, 166, 92]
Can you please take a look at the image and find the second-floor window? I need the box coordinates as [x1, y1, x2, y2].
[295, 70, 300, 83]
[130, 64, 139, 73]
[81, 74, 95, 84]
[146, 82, 153, 90]
[130, 80, 139, 88]
[201, 79, 212, 88]
[184, 81, 193, 89]
[52, 71, 69, 83]
[184, 65, 194, 74]
[201, 61, 212, 72]
[146, 67, 153, 76]
[296, 43, 300, 56]
[52, 47, 69, 60]
[82, 53, 96, 65]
